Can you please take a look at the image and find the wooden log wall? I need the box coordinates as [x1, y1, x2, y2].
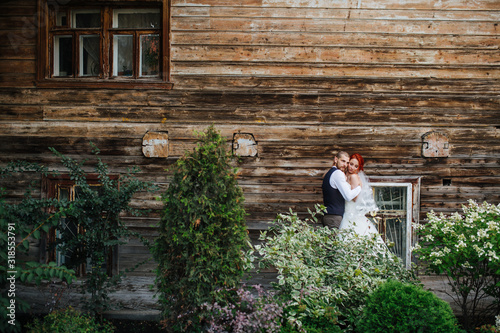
[0, 0, 499, 275]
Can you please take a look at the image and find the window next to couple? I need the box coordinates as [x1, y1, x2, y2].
[322, 151, 384, 244]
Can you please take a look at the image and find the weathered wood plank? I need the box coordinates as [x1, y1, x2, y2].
[0, 45, 36, 60]
[0, 14, 37, 31]
[0, 105, 42, 121]
[0, 0, 37, 7]
[1, 122, 497, 146]
[172, 62, 500, 79]
[172, 45, 500, 65]
[0, 59, 35, 73]
[0, 74, 35, 88]
[172, 6, 500, 21]
[4, 88, 498, 108]
[173, 76, 500, 92]
[172, 16, 499, 35]
[172, 0, 500, 10]
[172, 31, 500, 50]
[35, 106, 500, 127]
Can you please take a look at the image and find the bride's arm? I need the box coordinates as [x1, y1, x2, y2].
[348, 174, 362, 201]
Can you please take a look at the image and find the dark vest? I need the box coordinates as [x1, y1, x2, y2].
[322, 167, 345, 216]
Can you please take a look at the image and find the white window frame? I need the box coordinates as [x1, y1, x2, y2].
[53, 35, 72, 77]
[79, 34, 100, 77]
[112, 8, 161, 28]
[369, 176, 421, 269]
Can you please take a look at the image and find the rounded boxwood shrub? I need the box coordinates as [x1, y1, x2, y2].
[356, 280, 460, 333]
[25, 307, 114, 332]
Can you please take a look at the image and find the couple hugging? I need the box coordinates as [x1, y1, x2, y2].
[322, 151, 383, 243]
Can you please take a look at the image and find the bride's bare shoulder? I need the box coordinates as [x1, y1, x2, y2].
[348, 173, 362, 187]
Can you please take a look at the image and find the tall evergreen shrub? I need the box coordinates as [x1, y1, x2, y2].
[153, 126, 250, 332]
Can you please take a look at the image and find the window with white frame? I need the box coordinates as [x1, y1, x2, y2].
[369, 177, 421, 268]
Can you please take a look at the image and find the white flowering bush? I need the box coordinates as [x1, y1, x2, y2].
[256, 204, 418, 332]
[413, 200, 500, 330]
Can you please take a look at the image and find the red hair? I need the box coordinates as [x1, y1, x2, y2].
[350, 153, 364, 172]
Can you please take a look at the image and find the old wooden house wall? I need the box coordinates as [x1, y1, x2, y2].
[0, 0, 499, 275]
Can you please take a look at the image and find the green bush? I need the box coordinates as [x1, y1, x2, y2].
[153, 126, 251, 332]
[280, 305, 342, 333]
[257, 205, 418, 332]
[25, 307, 115, 333]
[356, 280, 461, 333]
[49, 145, 156, 315]
[413, 200, 500, 330]
[0, 145, 155, 328]
[1, 163, 76, 332]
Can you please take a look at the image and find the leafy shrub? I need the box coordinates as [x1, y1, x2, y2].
[25, 307, 115, 332]
[256, 205, 418, 332]
[203, 284, 287, 333]
[356, 279, 461, 333]
[473, 314, 500, 333]
[476, 324, 499, 333]
[154, 126, 252, 332]
[280, 305, 342, 333]
[49, 145, 156, 316]
[0, 145, 155, 328]
[413, 200, 500, 330]
[1, 163, 76, 332]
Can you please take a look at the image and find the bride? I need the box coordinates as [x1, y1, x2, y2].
[339, 153, 384, 245]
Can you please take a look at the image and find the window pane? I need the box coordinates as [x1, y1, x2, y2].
[113, 35, 134, 76]
[57, 216, 80, 266]
[72, 10, 101, 28]
[113, 9, 160, 28]
[54, 35, 73, 77]
[56, 186, 78, 267]
[373, 185, 408, 265]
[80, 35, 100, 76]
[374, 186, 406, 210]
[140, 34, 159, 77]
[58, 187, 70, 201]
[56, 11, 67, 26]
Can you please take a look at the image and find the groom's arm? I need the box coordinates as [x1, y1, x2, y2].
[330, 170, 361, 201]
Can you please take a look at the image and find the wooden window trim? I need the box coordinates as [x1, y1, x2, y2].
[36, 0, 172, 90]
[42, 174, 120, 276]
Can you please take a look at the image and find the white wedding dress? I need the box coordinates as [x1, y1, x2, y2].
[339, 171, 385, 245]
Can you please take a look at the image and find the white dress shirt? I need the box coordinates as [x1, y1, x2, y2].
[329, 169, 361, 201]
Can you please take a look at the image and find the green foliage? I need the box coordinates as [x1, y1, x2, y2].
[49, 144, 156, 316]
[356, 280, 461, 333]
[256, 205, 419, 332]
[153, 125, 251, 332]
[280, 305, 342, 333]
[0, 144, 155, 329]
[0, 165, 75, 333]
[25, 307, 115, 333]
[203, 284, 288, 333]
[413, 200, 500, 330]
[476, 323, 499, 333]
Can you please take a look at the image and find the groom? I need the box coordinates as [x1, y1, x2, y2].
[321, 151, 361, 229]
